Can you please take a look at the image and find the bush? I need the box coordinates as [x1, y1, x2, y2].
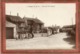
[66, 27, 76, 41]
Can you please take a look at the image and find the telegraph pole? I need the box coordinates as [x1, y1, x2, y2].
[72, 18, 73, 26]
[10, 11, 11, 15]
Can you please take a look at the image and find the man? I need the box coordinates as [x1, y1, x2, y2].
[28, 25, 34, 38]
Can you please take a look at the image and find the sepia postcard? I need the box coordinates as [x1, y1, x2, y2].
[0, 0, 80, 54]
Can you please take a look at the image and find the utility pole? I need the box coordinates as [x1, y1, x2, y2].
[10, 11, 11, 15]
[72, 18, 73, 26]
[17, 13, 19, 16]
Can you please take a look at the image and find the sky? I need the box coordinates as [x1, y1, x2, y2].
[5, 3, 76, 27]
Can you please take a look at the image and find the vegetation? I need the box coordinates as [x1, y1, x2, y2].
[62, 25, 76, 48]
[67, 25, 76, 40]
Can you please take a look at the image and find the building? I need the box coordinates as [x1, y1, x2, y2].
[6, 20, 17, 39]
[6, 15, 26, 39]
[23, 17, 44, 33]
[61, 25, 76, 32]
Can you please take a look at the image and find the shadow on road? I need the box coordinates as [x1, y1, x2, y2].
[63, 34, 76, 49]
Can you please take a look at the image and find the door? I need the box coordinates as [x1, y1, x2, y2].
[6, 27, 14, 39]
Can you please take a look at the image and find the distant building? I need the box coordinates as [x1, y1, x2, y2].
[47, 26, 60, 34]
[23, 17, 44, 33]
[6, 15, 26, 39]
[61, 25, 76, 32]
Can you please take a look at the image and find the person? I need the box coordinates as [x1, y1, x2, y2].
[15, 33, 19, 40]
[47, 27, 49, 36]
[28, 25, 34, 38]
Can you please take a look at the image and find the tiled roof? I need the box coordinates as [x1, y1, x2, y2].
[23, 17, 44, 24]
[6, 15, 24, 23]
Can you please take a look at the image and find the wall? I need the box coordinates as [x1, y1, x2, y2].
[6, 21, 17, 38]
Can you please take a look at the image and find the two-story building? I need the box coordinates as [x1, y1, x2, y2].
[6, 15, 26, 39]
[23, 17, 44, 33]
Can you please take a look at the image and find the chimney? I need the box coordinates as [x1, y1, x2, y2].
[10, 11, 11, 15]
[17, 13, 19, 16]
[35, 17, 37, 19]
[23, 15, 25, 19]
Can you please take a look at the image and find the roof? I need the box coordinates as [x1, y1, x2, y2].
[6, 15, 24, 23]
[23, 17, 44, 24]
[63, 25, 76, 28]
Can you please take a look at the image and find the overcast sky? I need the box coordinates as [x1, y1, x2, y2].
[6, 3, 76, 27]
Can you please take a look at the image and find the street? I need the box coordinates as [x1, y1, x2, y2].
[6, 32, 75, 50]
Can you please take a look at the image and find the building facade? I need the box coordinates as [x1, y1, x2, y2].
[6, 21, 17, 39]
[23, 17, 44, 33]
[6, 15, 26, 39]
